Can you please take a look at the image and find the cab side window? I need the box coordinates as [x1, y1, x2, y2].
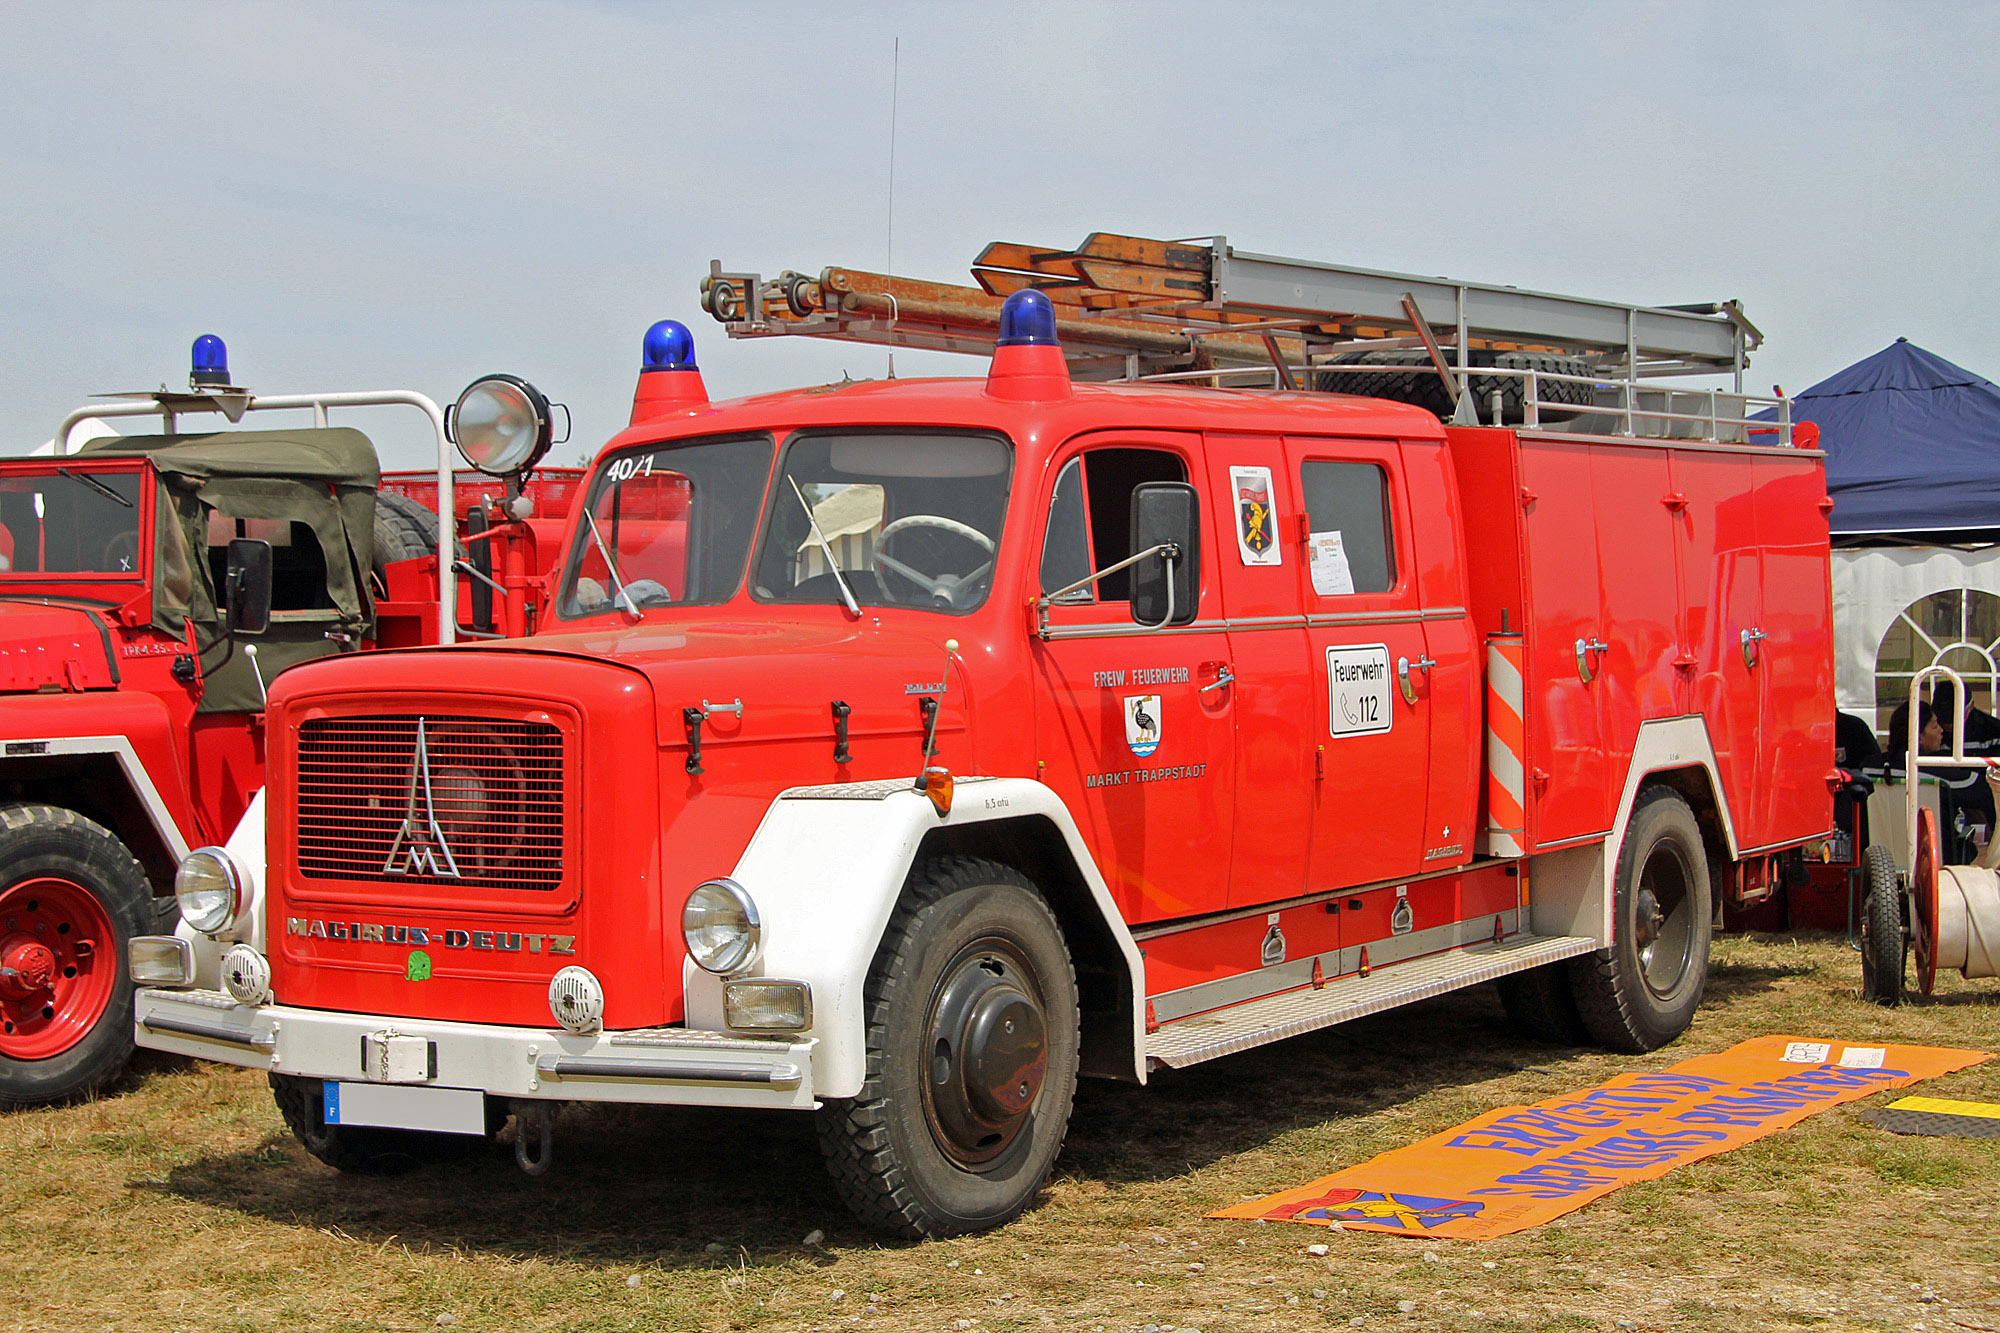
[1039, 448, 1188, 604]
[206, 510, 335, 613]
[1298, 460, 1395, 595]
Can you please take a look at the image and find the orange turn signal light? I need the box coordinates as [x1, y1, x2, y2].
[921, 766, 954, 817]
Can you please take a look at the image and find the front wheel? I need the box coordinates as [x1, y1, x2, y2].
[816, 856, 1079, 1238]
[0, 805, 154, 1107]
[1573, 787, 1712, 1052]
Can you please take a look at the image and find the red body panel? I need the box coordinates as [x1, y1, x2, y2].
[255, 373, 1833, 1025]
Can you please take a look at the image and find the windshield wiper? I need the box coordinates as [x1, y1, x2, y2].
[581, 509, 641, 618]
[788, 476, 860, 617]
[58, 469, 133, 509]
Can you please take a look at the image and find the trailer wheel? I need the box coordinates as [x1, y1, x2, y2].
[1860, 844, 1905, 1007]
[1314, 349, 1594, 423]
[816, 856, 1079, 1238]
[1495, 962, 1588, 1045]
[0, 805, 152, 1107]
[1572, 787, 1711, 1052]
[269, 1073, 488, 1175]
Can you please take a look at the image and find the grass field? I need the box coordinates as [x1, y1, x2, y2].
[3, 933, 1995, 1333]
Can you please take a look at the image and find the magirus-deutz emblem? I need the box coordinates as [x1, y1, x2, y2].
[382, 718, 463, 877]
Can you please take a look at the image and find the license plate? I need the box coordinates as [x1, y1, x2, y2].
[323, 1081, 487, 1136]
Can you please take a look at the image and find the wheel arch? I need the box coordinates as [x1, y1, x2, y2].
[0, 738, 194, 892]
[699, 778, 1146, 1100]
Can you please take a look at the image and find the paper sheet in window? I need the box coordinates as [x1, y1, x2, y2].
[1309, 530, 1355, 596]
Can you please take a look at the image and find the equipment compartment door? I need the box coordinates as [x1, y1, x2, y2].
[1031, 434, 1237, 925]
[1285, 437, 1433, 892]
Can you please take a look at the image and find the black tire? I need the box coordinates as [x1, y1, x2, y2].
[1572, 787, 1712, 1052]
[371, 491, 444, 586]
[1495, 961, 1589, 1045]
[1315, 349, 1593, 424]
[1860, 844, 1904, 1007]
[816, 856, 1079, 1238]
[269, 1072, 489, 1175]
[0, 804, 153, 1107]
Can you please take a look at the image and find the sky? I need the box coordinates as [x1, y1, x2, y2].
[4, 1, 1998, 468]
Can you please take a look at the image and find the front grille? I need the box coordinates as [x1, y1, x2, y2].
[296, 714, 565, 890]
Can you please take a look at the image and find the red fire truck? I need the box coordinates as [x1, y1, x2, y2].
[0, 338, 572, 1105]
[131, 237, 1834, 1238]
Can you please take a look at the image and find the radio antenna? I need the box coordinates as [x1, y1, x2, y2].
[885, 36, 900, 379]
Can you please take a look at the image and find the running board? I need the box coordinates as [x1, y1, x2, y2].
[1145, 934, 1600, 1070]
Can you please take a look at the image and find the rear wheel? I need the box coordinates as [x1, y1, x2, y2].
[1573, 787, 1712, 1052]
[1495, 961, 1589, 1045]
[1860, 844, 1905, 1006]
[269, 1073, 489, 1175]
[0, 805, 153, 1107]
[816, 857, 1078, 1238]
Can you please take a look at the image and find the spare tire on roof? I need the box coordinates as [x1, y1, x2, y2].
[1315, 349, 1594, 424]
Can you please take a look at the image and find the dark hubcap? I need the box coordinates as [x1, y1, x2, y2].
[1636, 846, 1693, 997]
[923, 946, 1048, 1167]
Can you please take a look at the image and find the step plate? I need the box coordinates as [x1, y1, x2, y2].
[1145, 934, 1599, 1070]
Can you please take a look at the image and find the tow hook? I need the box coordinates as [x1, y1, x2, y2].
[511, 1099, 557, 1176]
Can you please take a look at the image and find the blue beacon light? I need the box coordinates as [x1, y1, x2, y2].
[641, 320, 697, 371]
[996, 289, 1059, 346]
[190, 334, 230, 387]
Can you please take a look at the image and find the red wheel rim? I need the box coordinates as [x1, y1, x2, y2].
[1913, 807, 1940, 997]
[0, 877, 119, 1060]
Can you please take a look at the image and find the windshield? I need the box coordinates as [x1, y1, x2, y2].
[558, 434, 774, 618]
[750, 431, 1013, 615]
[0, 467, 145, 576]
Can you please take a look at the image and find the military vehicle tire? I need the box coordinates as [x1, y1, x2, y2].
[1572, 786, 1712, 1052]
[0, 804, 153, 1106]
[816, 857, 1079, 1238]
[372, 492, 444, 575]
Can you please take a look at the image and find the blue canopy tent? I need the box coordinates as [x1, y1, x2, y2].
[1768, 341, 2000, 734]
[1775, 339, 2000, 537]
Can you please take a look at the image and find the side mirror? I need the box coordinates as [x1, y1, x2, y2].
[1130, 482, 1200, 628]
[225, 538, 273, 635]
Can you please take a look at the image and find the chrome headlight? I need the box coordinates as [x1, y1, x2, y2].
[175, 847, 241, 935]
[682, 878, 761, 974]
[451, 374, 552, 476]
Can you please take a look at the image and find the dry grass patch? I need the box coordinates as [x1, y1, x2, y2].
[2, 933, 1995, 1332]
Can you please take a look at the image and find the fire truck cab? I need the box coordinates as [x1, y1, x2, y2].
[133, 244, 1833, 1239]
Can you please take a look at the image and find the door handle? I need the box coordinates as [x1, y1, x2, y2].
[1575, 637, 1609, 684]
[1740, 627, 1767, 669]
[1397, 654, 1436, 704]
[1200, 666, 1235, 695]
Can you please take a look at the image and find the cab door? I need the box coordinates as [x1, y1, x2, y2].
[1284, 438, 1434, 891]
[1031, 433, 1236, 926]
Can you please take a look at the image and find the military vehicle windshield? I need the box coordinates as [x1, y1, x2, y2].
[0, 466, 145, 577]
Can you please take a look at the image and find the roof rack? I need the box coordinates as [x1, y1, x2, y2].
[701, 232, 1791, 443]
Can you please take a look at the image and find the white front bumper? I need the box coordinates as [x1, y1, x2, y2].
[133, 988, 818, 1110]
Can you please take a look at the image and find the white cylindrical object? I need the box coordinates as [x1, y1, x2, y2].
[1936, 865, 2000, 979]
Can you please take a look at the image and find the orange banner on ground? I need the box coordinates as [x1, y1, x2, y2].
[1211, 1036, 1990, 1239]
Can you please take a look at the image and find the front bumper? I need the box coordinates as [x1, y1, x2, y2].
[133, 987, 818, 1110]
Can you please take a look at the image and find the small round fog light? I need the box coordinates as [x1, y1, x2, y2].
[175, 847, 241, 935]
[221, 944, 272, 1006]
[682, 878, 761, 975]
[549, 965, 605, 1035]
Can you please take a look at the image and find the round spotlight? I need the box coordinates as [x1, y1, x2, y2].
[451, 374, 553, 476]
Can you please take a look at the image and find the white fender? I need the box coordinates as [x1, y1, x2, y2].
[685, 776, 1145, 1099]
[176, 788, 266, 989]
[1530, 718, 1738, 947]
